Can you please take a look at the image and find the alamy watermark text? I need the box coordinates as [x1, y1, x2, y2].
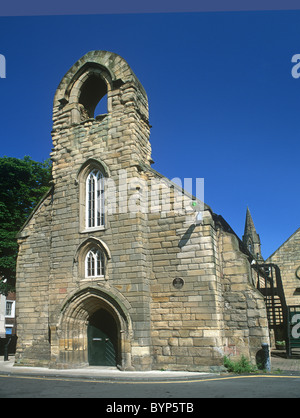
[291, 54, 300, 78]
[0, 54, 6, 78]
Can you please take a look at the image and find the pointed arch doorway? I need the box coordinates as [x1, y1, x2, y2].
[88, 308, 118, 366]
[55, 286, 133, 370]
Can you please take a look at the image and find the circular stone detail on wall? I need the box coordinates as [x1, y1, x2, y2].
[173, 277, 184, 289]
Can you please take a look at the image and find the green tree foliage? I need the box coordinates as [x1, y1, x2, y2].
[0, 156, 52, 294]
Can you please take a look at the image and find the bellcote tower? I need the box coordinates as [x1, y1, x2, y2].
[242, 207, 263, 261]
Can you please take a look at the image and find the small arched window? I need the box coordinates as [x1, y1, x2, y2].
[75, 237, 111, 280]
[248, 239, 253, 254]
[85, 247, 105, 277]
[86, 169, 105, 228]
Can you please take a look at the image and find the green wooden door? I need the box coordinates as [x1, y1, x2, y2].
[87, 309, 117, 366]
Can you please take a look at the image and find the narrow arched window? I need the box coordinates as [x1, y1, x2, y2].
[85, 248, 105, 277]
[248, 240, 253, 254]
[86, 169, 105, 228]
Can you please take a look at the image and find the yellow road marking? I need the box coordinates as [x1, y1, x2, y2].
[0, 373, 300, 385]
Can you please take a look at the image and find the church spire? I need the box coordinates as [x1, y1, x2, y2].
[242, 207, 263, 261]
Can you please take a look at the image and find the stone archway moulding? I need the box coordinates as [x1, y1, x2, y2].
[51, 284, 133, 369]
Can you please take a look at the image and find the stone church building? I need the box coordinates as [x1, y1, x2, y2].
[15, 51, 270, 371]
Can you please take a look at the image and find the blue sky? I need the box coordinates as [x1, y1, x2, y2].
[0, 10, 299, 259]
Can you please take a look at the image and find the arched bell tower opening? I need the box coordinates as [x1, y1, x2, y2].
[78, 74, 108, 118]
[57, 63, 114, 125]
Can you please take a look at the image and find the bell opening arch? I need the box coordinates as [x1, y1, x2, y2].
[62, 62, 114, 124]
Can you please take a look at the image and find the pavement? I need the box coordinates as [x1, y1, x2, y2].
[0, 349, 299, 381]
[0, 356, 215, 381]
[270, 349, 300, 375]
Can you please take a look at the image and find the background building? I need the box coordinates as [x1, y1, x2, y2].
[0, 292, 17, 356]
[266, 228, 300, 307]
